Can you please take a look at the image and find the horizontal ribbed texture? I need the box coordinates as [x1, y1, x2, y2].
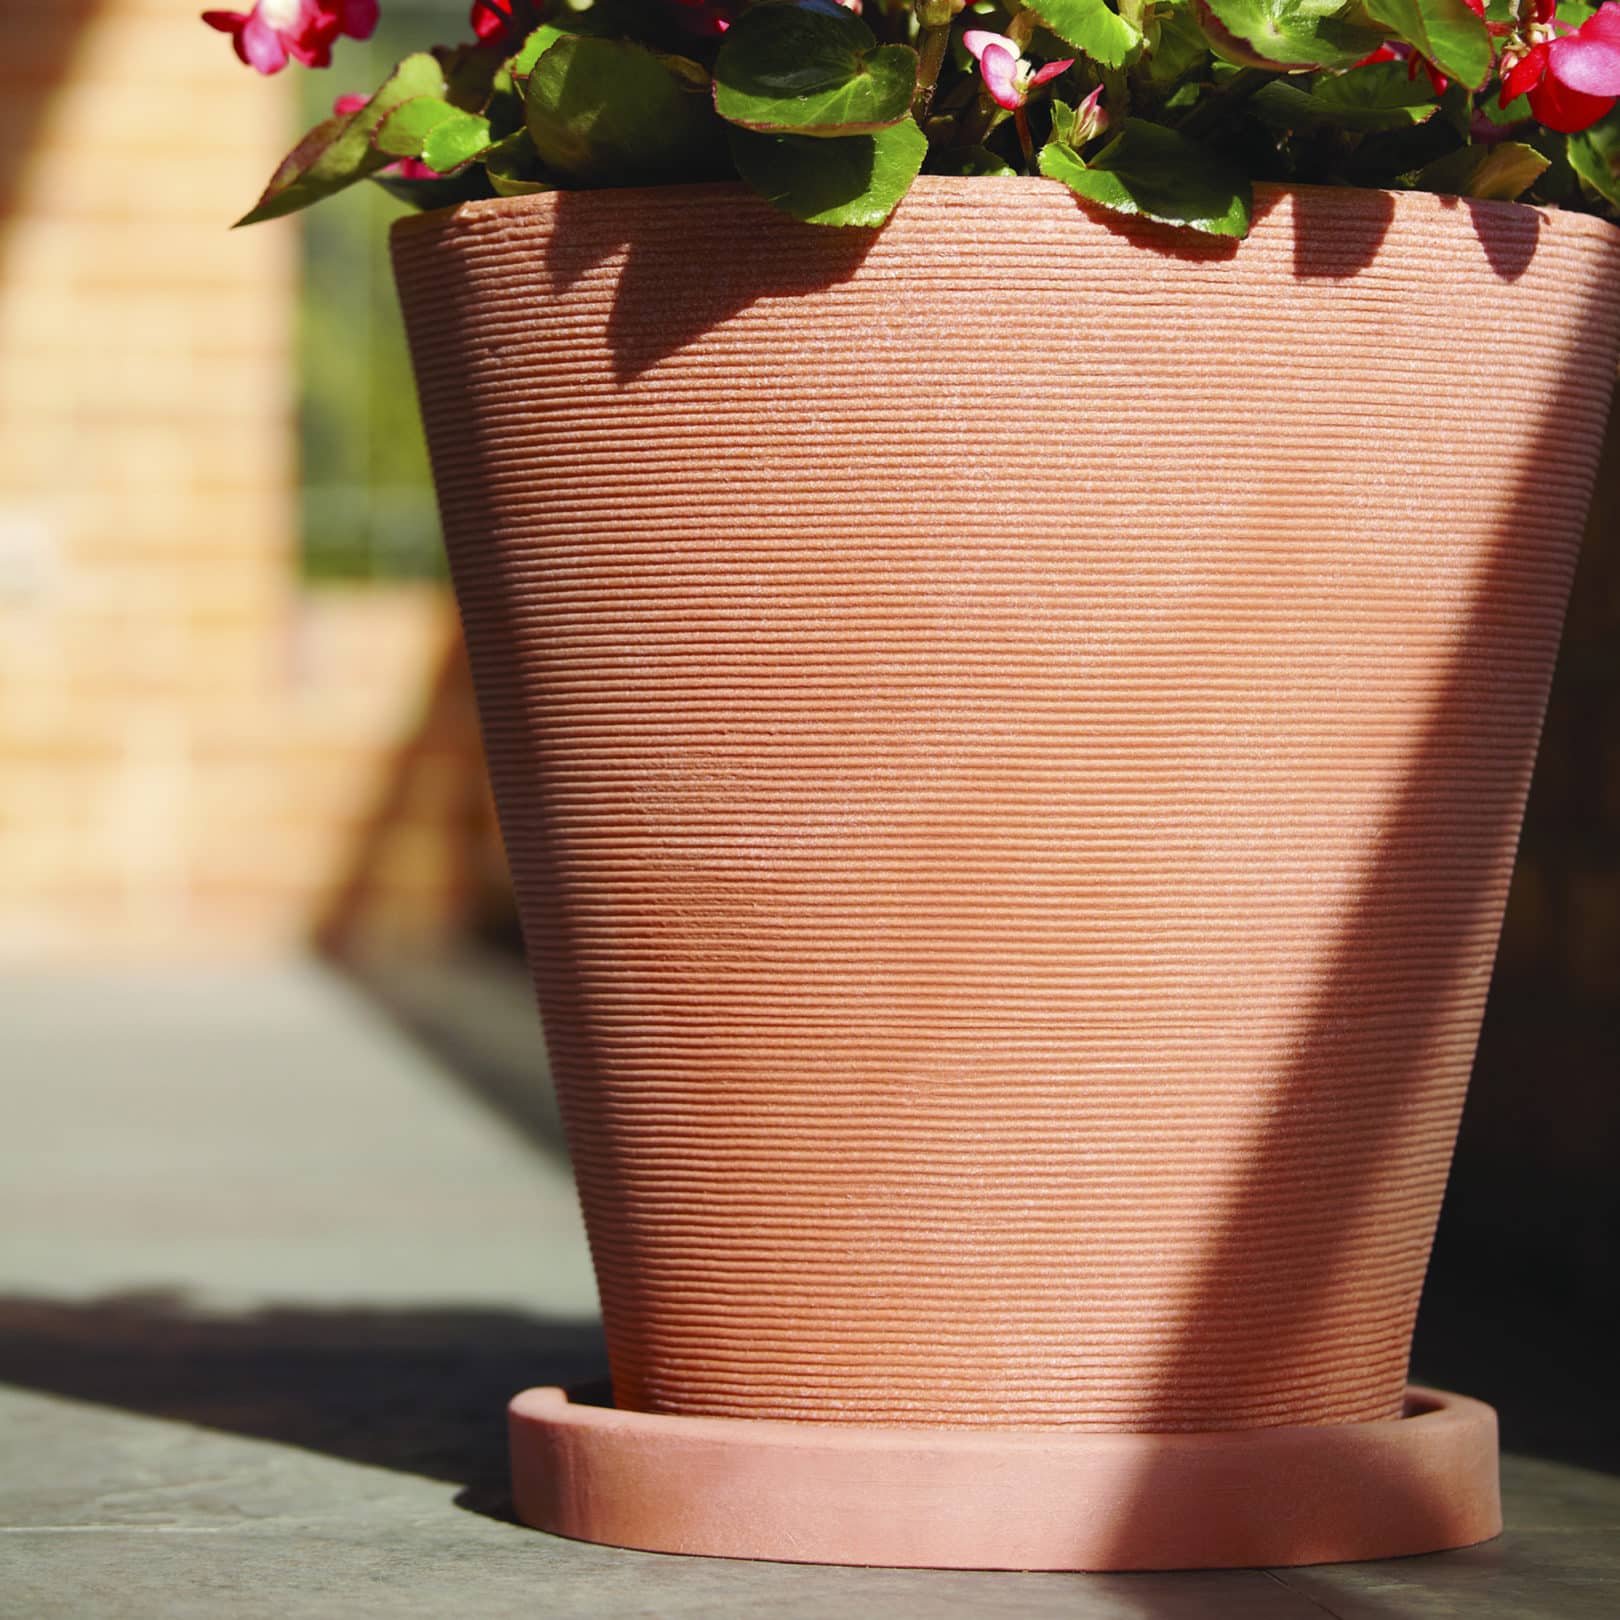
[393, 180, 1620, 1430]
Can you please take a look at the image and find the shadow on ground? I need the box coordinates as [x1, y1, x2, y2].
[0, 1292, 606, 1520]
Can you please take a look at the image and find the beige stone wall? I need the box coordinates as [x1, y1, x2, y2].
[0, 0, 493, 964]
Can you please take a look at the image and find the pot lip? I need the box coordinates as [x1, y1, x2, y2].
[506, 1381, 1502, 1568]
[391, 173, 1620, 251]
[510, 1380, 1491, 1454]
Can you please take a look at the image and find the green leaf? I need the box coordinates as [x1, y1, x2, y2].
[507, 24, 569, 78]
[376, 96, 462, 157]
[1568, 122, 1620, 206]
[1479, 91, 1532, 124]
[525, 35, 725, 185]
[1145, 0, 1217, 84]
[236, 53, 448, 226]
[375, 97, 492, 172]
[482, 130, 554, 196]
[1415, 139, 1550, 199]
[932, 144, 1020, 176]
[423, 111, 493, 172]
[713, 0, 917, 135]
[1025, 0, 1143, 69]
[1360, 0, 1493, 89]
[439, 40, 502, 112]
[1253, 61, 1440, 129]
[1194, 0, 1387, 70]
[727, 117, 928, 226]
[1039, 117, 1252, 235]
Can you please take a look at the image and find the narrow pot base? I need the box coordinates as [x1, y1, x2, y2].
[508, 1383, 1500, 1570]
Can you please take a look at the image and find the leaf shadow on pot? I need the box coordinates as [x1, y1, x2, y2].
[541, 185, 882, 383]
[1086, 281, 1618, 1573]
[1463, 196, 1542, 282]
[1058, 196, 1245, 263]
[1286, 185, 1396, 278]
[0, 1291, 605, 1518]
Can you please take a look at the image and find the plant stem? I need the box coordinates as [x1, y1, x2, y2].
[1102, 65, 1132, 127]
[1176, 66, 1277, 140]
[913, 20, 953, 119]
[1015, 105, 1036, 169]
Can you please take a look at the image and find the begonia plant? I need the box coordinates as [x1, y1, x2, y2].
[213, 0, 1620, 237]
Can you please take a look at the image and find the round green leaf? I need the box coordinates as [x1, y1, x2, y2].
[713, 0, 918, 136]
[726, 118, 928, 226]
[1026, 0, 1143, 70]
[1040, 118, 1252, 236]
[376, 96, 463, 158]
[526, 35, 724, 186]
[1252, 61, 1441, 130]
[1195, 0, 1387, 71]
[1567, 125, 1620, 207]
[1416, 139, 1550, 200]
[1359, 0, 1493, 89]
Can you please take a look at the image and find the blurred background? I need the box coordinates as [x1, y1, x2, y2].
[0, 0, 1616, 1576]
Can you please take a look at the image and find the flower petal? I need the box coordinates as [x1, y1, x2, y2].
[1528, 72, 1617, 129]
[1585, 1, 1620, 42]
[1029, 58, 1075, 87]
[962, 29, 1018, 63]
[1548, 28, 1620, 95]
[978, 42, 1025, 110]
[239, 11, 290, 73]
[1500, 43, 1548, 105]
[340, 0, 378, 40]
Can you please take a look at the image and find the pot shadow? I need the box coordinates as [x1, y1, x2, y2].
[1087, 285, 1620, 1566]
[542, 185, 881, 383]
[0, 1291, 606, 1521]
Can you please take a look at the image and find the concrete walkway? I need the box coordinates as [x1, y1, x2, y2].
[2, 961, 1614, 1617]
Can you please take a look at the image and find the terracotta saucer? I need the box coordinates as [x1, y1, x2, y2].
[508, 1382, 1500, 1570]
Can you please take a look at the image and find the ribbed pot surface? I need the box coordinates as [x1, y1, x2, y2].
[393, 179, 1620, 1431]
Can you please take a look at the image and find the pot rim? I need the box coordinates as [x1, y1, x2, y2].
[391, 172, 1620, 251]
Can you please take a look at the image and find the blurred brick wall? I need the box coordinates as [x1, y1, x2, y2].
[0, 0, 496, 964]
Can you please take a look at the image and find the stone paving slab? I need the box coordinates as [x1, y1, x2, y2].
[2, 963, 1615, 1618]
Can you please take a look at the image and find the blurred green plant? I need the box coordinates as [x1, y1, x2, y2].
[296, 4, 455, 580]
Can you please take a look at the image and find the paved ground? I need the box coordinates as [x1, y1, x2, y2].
[2, 960, 1615, 1618]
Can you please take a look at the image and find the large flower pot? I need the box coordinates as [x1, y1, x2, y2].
[391, 179, 1620, 1570]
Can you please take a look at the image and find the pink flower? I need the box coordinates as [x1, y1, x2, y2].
[203, 0, 376, 75]
[1066, 82, 1109, 145]
[1500, 0, 1620, 133]
[962, 28, 1073, 112]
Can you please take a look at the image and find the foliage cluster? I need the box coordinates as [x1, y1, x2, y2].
[221, 0, 1620, 238]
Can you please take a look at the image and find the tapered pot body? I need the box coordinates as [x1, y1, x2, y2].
[393, 180, 1620, 1437]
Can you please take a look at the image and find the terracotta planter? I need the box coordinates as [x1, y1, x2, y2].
[392, 178, 1620, 1569]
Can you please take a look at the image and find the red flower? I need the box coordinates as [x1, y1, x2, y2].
[1356, 40, 1449, 97]
[204, 0, 376, 76]
[1500, 0, 1620, 133]
[469, 0, 548, 43]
